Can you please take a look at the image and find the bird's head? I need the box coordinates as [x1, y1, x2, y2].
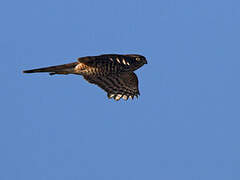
[124, 54, 147, 71]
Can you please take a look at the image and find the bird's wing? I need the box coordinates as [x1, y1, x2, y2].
[83, 72, 140, 101]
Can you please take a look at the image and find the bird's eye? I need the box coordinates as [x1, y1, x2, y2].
[136, 57, 141, 61]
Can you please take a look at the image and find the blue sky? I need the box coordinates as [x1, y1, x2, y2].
[1, 0, 240, 179]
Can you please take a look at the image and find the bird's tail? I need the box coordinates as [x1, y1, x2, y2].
[23, 62, 78, 75]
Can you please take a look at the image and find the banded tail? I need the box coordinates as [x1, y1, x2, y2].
[23, 62, 78, 75]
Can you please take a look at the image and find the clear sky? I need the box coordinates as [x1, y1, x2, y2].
[1, 0, 240, 179]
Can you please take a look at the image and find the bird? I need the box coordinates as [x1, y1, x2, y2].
[23, 54, 147, 101]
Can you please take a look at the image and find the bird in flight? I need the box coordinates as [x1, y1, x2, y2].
[23, 54, 147, 101]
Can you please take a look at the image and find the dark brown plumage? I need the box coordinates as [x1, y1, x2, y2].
[23, 54, 147, 101]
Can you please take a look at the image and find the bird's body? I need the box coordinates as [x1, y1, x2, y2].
[23, 54, 147, 101]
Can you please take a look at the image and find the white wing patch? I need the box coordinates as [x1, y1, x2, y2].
[115, 94, 122, 101]
[116, 57, 121, 63]
[108, 94, 115, 99]
[122, 95, 128, 100]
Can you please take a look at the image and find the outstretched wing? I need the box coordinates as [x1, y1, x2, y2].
[83, 72, 140, 101]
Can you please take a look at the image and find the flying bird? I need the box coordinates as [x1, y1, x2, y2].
[23, 54, 147, 101]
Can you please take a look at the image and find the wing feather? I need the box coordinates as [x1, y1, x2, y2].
[83, 72, 140, 101]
